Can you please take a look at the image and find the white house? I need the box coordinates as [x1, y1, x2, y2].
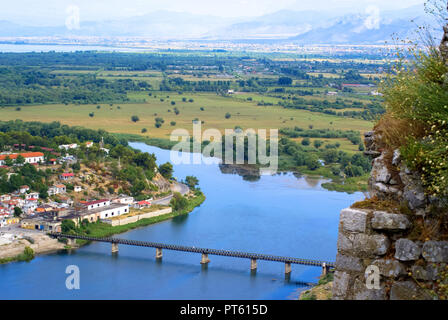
[112, 196, 134, 205]
[48, 184, 66, 196]
[19, 186, 30, 194]
[84, 199, 111, 210]
[0, 194, 11, 202]
[74, 186, 82, 192]
[25, 192, 39, 200]
[0, 152, 44, 166]
[97, 204, 129, 219]
[58, 144, 78, 150]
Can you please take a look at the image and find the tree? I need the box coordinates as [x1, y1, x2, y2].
[4, 156, 13, 167]
[225, 112, 231, 119]
[301, 138, 311, 146]
[185, 176, 199, 189]
[131, 115, 140, 122]
[313, 140, 323, 149]
[16, 155, 25, 165]
[13, 207, 22, 218]
[141, 128, 147, 133]
[170, 192, 188, 211]
[158, 162, 173, 179]
[278, 77, 293, 85]
[61, 219, 76, 233]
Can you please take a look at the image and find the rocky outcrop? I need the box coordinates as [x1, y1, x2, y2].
[332, 131, 448, 300]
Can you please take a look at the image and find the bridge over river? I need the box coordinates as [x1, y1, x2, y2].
[50, 233, 334, 278]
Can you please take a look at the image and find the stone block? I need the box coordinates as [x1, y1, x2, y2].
[371, 211, 411, 231]
[372, 258, 406, 278]
[394, 239, 422, 261]
[390, 280, 433, 300]
[422, 241, 448, 263]
[335, 254, 364, 272]
[337, 232, 390, 257]
[340, 208, 368, 233]
[353, 278, 387, 300]
[332, 271, 352, 299]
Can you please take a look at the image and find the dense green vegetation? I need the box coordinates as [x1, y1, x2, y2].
[0, 120, 159, 196]
[378, 47, 448, 200]
[0, 67, 150, 106]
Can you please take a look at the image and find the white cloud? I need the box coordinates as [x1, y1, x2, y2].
[363, 5, 380, 30]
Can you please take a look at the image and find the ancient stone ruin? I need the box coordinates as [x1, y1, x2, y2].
[332, 131, 448, 300]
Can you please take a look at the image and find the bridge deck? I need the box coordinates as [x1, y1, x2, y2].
[50, 233, 334, 268]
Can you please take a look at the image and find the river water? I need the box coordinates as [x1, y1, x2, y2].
[0, 143, 363, 300]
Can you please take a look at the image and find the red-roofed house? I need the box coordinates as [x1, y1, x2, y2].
[0, 152, 44, 166]
[59, 173, 74, 180]
[135, 200, 151, 209]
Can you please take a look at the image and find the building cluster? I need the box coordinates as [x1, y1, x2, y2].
[1, 182, 153, 232]
[0, 140, 154, 231]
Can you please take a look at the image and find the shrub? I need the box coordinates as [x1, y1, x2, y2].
[379, 47, 448, 199]
[225, 112, 231, 119]
[301, 138, 310, 146]
[131, 115, 140, 122]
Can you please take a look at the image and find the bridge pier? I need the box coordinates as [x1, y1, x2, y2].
[250, 259, 257, 271]
[156, 248, 163, 259]
[111, 243, 119, 254]
[321, 263, 330, 277]
[201, 253, 210, 264]
[67, 238, 76, 247]
[285, 262, 292, 275]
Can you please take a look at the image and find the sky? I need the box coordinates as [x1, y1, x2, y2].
[0, 0, 427, 26]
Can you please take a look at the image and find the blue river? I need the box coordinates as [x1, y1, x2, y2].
[0, 143, 363, 300]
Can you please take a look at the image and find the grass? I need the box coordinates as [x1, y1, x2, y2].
[0, 91, 373, 140]
[0, 246, 35, 264]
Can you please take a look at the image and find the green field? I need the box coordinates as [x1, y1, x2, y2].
[0, 91, 373, 140]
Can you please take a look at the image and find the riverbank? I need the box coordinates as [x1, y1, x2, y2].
[116, 133, 368, 193]
[69, 192, 205, 247]
[0, 192, 205, 264]
[0, 232, 65, 264]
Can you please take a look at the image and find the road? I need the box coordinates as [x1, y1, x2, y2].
[151, 181, 189, 205]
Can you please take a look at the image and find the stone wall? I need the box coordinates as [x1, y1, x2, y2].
[332, 131, 448, 300]
[102, 207, 172, 226]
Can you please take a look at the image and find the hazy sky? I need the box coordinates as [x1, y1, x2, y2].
[0, 0, 427, 25]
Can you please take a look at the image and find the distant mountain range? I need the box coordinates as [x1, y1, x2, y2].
[0, 4, 441, 44]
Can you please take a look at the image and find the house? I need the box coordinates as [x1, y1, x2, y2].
[74, 186, 82, 192]
[66, 202, 129, 225]
[19, 185, 30, 194]
[135, 200, 151, 209]
[0, 152, 44, 166]
[25, 192, 39, 200]
[83, 199, 111, 210]
[59, 173, 74, 180]
[327, 91, 338, 96]
[227, 89, 235, 94]
[21, 217, 61, 232]
[112, 196, 134, 205]
[0, 213, 19, 227]
[0, 194, 11, 202]
[58, 144, 78, 150]
[48, 184, 66, 196]
[85, 141, 93, 148]
[49, 158, 58, 165]
[100, 148, 110, 154]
